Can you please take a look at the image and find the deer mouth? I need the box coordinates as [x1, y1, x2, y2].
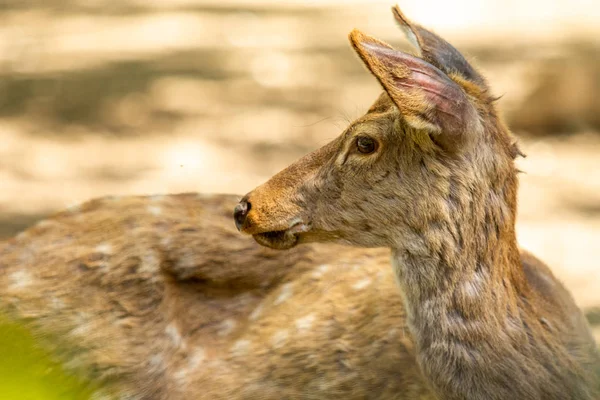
[251, 220, 310, 250]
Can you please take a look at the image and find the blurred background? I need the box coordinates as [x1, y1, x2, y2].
[0, 0, 599, 361]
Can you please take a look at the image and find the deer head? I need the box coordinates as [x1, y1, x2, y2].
[234, 6, 521, 253]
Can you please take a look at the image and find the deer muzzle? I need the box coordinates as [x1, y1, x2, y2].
[233, 191, 309, 250]
[234, 139, 338, 249]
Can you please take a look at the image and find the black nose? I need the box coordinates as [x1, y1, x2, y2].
[233, 199, 250, 231]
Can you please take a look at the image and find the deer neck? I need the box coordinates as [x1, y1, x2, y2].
[391, 223, 524, 329]
[390, 174, 531, 397]
[391, 231, 524, 342]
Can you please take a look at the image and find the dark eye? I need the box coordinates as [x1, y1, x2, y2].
[356, 136, 377, 154]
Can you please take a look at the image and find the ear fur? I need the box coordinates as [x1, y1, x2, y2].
[349, 29, 480, 150]
[391, 5, 486, 87]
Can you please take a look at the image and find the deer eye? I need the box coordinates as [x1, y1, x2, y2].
[356, 136, 377, 154]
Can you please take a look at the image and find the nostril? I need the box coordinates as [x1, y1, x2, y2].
[233, 200, 251, 231]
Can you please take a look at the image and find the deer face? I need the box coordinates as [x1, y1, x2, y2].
[235, 6, 520, 251]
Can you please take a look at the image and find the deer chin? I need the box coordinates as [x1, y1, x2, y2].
[252, 230, 299, 250]
[251, 220, 310, 250]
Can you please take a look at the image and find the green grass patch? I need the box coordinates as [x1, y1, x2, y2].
[0, 318, 96, 400]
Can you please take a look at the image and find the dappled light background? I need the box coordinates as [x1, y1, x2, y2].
[1, 0, 600, 339]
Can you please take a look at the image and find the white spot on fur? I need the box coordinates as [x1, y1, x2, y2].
[160, 236, 172, 248]
[174, 251, 196, 270]
[218, 319, 237, 337]
[148, 205, 162, 216]
[260, 279, 272, 288]
[249, 303, 264, 320]
[95, 243, 113, 255]
[274, 283, 293, 305]
[236, 292, 254, 304]
[63, 355, 85, 371]
[36, 219, 57, 229]
[540, 317, 552, 329]
[66, 202, 81, 214]
[173, 346, 205, 383]
[150, 194, 165, 202]
[312, 264, 329, 278]
[230, 339, 251, 356]
[271, 329, 289, 348]
[148, 354, 164, 372]
[461, 280, 481, 298]
[461, 271, 487, 298]
[189, 347, 206, 369]
[70, 312, 92, 337]
[505, 316, 524, 333]
[166, 323, 186, 349]
[50, 296, 65, 310]
[9, 270, 32, 290]
[352, 278, 372, 290]
[173, 369, 189, 386]
[71, 322, 90, 337]
[140, 251, 160, 274]
[295, 314, 315, 333]
[15, 231, 28, 240]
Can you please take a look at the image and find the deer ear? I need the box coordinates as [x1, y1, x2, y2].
[349, 29, 479, 150]
[391, 5, 486, 87]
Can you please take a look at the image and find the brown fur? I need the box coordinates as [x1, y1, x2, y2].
[0, 5, 598, 400]
[0, 193, 435, 399]
[1, 193, 592, 399]
[239, 5, 600, 400]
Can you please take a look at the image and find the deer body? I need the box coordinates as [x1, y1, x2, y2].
[1, 193, 436, 399]
[236, 5, 600, 400]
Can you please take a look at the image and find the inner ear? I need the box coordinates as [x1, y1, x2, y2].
[349, 30, 480, 152]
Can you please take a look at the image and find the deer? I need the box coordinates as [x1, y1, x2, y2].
[0, 5, 597, 400]
[234, 5, 600, 400]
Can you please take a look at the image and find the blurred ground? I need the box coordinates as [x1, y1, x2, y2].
[0, 0, 599, 339]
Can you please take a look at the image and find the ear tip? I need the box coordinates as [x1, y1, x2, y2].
[348, 29, 376, 52]
[348, 29, 366, 45]
[391, 4, 410, 27]
[348, 29, 393, 52]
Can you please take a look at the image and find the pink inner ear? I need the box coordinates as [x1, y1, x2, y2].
[392, 54, 470, 135]
[362, 42, 474, 137]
